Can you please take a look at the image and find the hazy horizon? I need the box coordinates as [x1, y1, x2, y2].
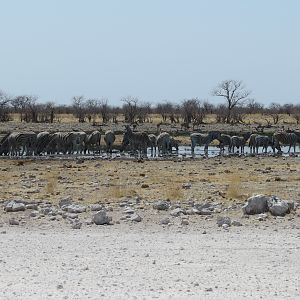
[1, 0, 299, 106]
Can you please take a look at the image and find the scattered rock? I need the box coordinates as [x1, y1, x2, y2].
[153, 200, 170, 211]
[182, 183, 191, 189]
[181, 219, 189, 225]
[159, 217, 170, 225]
[232, 220, 242, 226]
[131, 214, 142, 222]
[141, 184, 149, 188]
[257, 213, 268, 221]
[67, 204, 86, 214]
[124, 208, 135, 215]
[216, 216, 231, 227]
[4, 201, 26, 212]
[90, 204, 104, 211]
[93, 210, 112, 225]
[58, 196, 72, 208]
[170, 208, 184, 217]
[9, 218, 19, 226]
[71, 221, 82, 229]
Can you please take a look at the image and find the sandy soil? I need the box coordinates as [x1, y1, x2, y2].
[1, 222, 300, 300]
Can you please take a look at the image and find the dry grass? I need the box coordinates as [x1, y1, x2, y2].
[226, 174, 244, 200]
[45, 171, 58, 195]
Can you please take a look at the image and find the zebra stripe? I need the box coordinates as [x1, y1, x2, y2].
[190, 132, 220, 153]
[7, 132, 37, 156]
[104, 130, 115, 154]
[157, 132, 171, 155]
[218, 134, 232, 153]
[273, 132, 299, 153]
[86, 131, 101, 154]
[254, 135, 273, 154]
[122, 125, 149, 155]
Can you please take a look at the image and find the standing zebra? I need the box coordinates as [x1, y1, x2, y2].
[104, 130, 115, 154]
[36, 132, 54, 155]
[218, 134, 232, 153]
[121, 125, 150, 156]
[46, 132, 74, 154]
[169, 137, 179, 152]
[190, 131, 220, 153]
[148, 134, 157, 155]
[230, 133, 251, 154]
[273, 132, 300, 153]
[7, 132, 37, 156]
[70, 131, 87, 154]
[254, 135, 273, 154]
[248, 133, 258, 154]
[0, 133, 10, 156]
[86, 131, 101, 154]
[157, 132, 171, 155]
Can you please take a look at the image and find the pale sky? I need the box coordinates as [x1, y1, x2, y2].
[0, 0, 299, 105]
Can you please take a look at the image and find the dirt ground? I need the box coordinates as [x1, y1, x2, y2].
[0, 156, 300, 299]
[0, 156, 299, 204]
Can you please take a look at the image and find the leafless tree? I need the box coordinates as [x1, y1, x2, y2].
[72, 96, 86, 123]
[0, 90, 11, 122]
[265, 103, 284, 125]
[98, 98, 111, 123]
[122, 96, 139, 124]
[246, 99, 264, 114]
[156, 101, 174, 122]
[212, 80, 251, 123]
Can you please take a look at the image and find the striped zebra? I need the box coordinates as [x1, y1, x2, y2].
[104, 130, 115, 154]
[254, 135, 273, 154]
[157, 132, 171, 155]
[169, 137, 179, 152]
[148, 134, 157, 154]
[248, 133, 258, 154]
[46, 132, 73, 154]
[0, 133, 10, 156]
[273, 132, 300, 153]
[218, 134, 232, 153]
[36, 132, 54, 155]
[190, 131, 220, 153]
[121, 125, 149, 156]
[85, 131, 101, 154]
[71, 131, 87, 154]
[7, 132, 37, 156]
[230, 136, 246, 153]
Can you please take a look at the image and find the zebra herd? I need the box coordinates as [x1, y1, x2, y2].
[0, 127, 299, 157]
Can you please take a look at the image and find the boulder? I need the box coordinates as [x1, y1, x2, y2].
[93, 210, 112, 225]
[9, 218, 19, 225]
[267, 197, 290, 217]
[153, 200, 170, 211]
[58, 196, 72, 208]
[4, 201, 26, 212]
[242, 195, 269, 215]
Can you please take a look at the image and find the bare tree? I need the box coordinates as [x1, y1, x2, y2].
[0, 90, 11, 122]
[156, 101, 174, 122]
[122, 96, 139, 124]
[72, 96, 86, 123]
[98, 98, 110, 123]
[212, 80, 251, 123]
[265, 102, 284, 125]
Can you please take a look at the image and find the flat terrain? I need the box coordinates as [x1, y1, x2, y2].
[0, 156, 299, 299]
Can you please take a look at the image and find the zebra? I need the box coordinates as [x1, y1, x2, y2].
[46, 132, 74, 154]
[217, 134, 232, 153]
[190, 131, 220, 153]
[7, 132, 37, 156]
[248, 133, 258, 154]
[121, 125, 150, 156]
[0, 133, 10, 156]
[254, 135, 274, 154]
[157, 132, 171, 155]
[148, 134, 157, 155]
[85, 131, 101, 154]
[70, 131, 87, 154]
[230, 136, 246, 153]
[169, 137, 179, 152]
[273, 132, 300, 153]
[104, 130, 115, 154]
[36, 132, 54, 155]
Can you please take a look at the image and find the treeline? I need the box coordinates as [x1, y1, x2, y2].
[1, 80, 300, 126]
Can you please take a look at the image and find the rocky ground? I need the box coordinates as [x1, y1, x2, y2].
[0, 156, 299, 299]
